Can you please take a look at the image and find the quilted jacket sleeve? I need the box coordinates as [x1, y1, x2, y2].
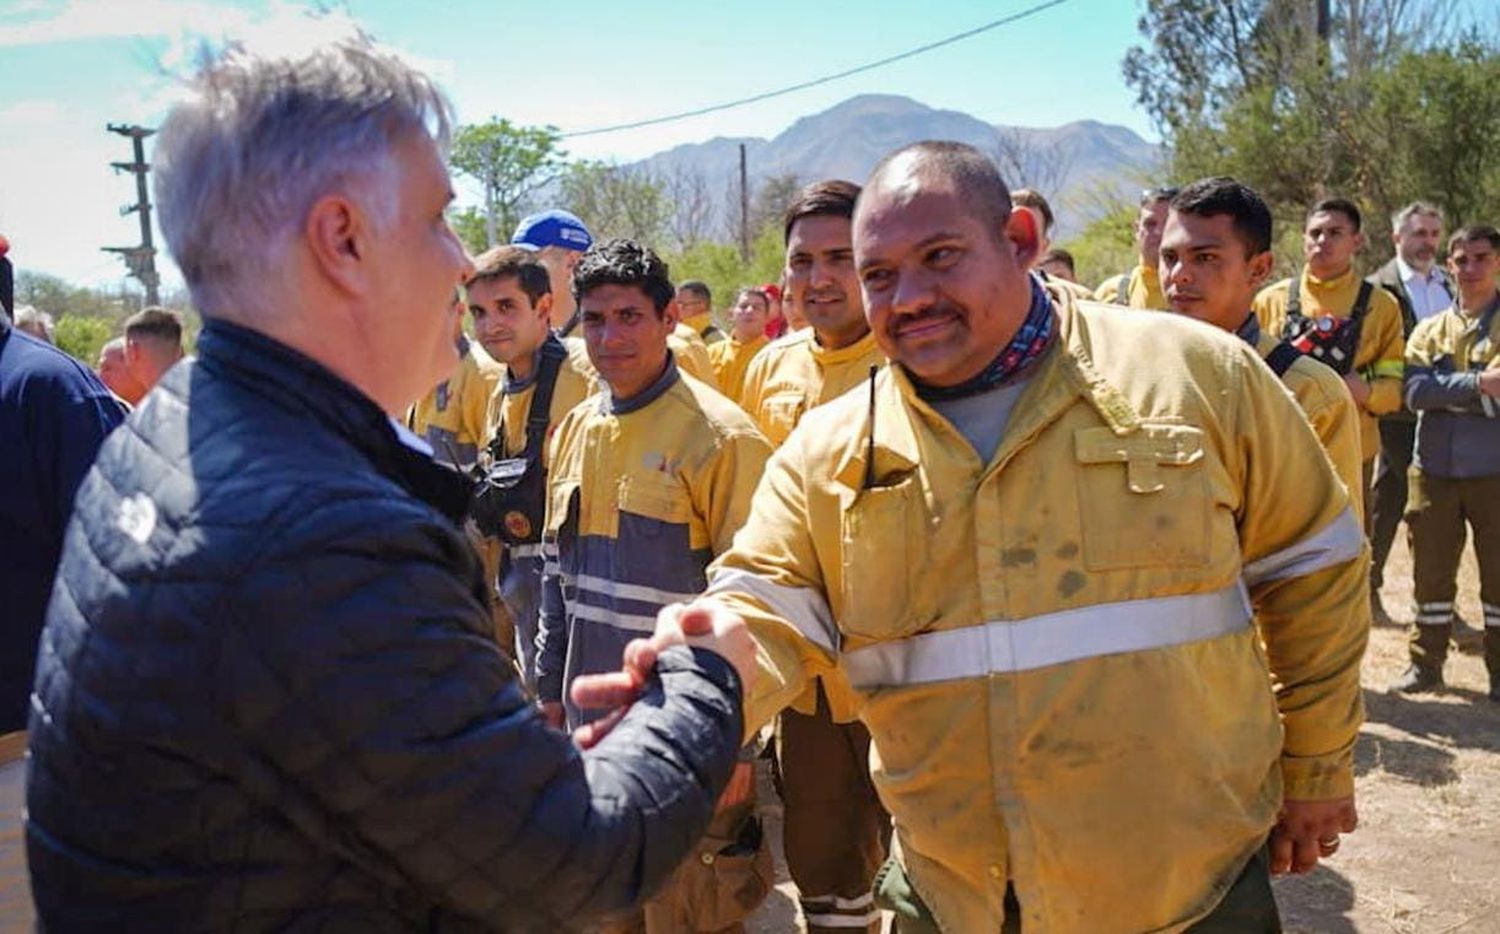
[224, 495, 743, 929]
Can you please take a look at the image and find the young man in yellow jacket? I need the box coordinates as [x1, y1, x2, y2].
[677, 280, 727, 345]
[737, 180, 892, 934]
[1159, 177, 1364, 522]
[583, 142, 1369, 933]
[708, 287, 771, 406]
[468, 245, 596, 686]
[1254, 198, 1405, 521]
[1093, 187, 1174, 309]
[538, 238, 773, 932]
[408, 301, 503, 470]
[1392, 225, 1500, 700]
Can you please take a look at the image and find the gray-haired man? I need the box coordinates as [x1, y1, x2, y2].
[26, 34, 753, 931]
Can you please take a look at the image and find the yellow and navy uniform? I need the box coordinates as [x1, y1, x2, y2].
[484, 335, 597, 686]
[1403, 300, 1500, 673]
[536, 358, 770, 728]
[1093, 263, 1167, 310]
[740, 328, 886, 451]
[704, 289, 1368, 934]
[1244, 317, 1365, 525]
[682, 310, 727, 345]
[1254, 267, 1405, 461]
[409, 336, 503, 468]
[669, 323, 721, 392]
[708, 333, 769, 407]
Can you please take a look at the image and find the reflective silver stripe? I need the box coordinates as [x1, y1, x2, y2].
[574, 573, 698, 607]
[571, 601, 658, 634]
[510, 543, 544, 560]
[1419, 601, 1455, 612]
[1485, 602, 1500, 628]
[1482, 394, 1498, 418]
[1404, 378, 1424, 412]
[706, 568, 838, 653]
[803, 911, 883, 928]
[1242, 506, 1363, 588]
[1416, 613, 1453, 625]
[842, 583, 1251, 689]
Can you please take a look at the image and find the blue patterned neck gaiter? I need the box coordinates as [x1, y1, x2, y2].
[911, 275, 1056, 403]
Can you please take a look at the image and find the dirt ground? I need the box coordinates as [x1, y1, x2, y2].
[2, 537, 1494, 933]
[748, 533, 1500, 934]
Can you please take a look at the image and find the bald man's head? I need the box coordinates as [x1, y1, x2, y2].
[864, 141, 1013, 237]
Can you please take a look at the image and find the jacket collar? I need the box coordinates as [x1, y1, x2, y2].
[833, 287, 1143, 491]
[603, 353, 681, 416]
[196, 317, 473, 524]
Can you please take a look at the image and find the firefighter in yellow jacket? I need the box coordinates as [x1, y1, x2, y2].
[583, 143, 1369, 933]
[677, 280, 727, 344]
[408, 302, 503, 469]
[1254, 198, 1405, 519]
[538, 239, 773, 933]
[739, 180, 892, 934]
[708, 287, 771, 406]
[467, 246, 595, 686]
[1093, 187, 1174, 310]
[1159, 177, 1365, 523]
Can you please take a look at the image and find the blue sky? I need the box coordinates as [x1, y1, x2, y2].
[1, 0, 1487, 292]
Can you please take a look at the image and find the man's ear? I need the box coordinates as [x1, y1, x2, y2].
[536, 292, 554, 324]
[305, 194, 370, 298]
[1247, 249, 1276, 290]
[1353, 230, 1367, 254]
[663, 297, 681, 328]
[1006, 208, 1042, 270]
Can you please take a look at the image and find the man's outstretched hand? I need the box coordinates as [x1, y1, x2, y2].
[1270, 796, 1358, 875]
[569, 600, 756, 750]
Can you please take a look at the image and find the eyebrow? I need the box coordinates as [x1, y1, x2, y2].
[857, 231, 963, 270]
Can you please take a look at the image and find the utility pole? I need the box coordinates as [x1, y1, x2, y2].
[738, 143, 750, 262]
[103, 123, 160, 307]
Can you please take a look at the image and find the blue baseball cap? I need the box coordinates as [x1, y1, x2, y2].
[510, 209, 593, 252]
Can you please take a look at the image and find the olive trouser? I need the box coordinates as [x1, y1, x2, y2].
[774, 682, 891, 934]
[1406, 470, 1500, 673]
[593, 796, 773, 934]
[878, 845, 1281, 933]
[1370, 417, 1416, 589]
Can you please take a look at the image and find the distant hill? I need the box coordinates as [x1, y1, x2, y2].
[630, 94, 1162, 240]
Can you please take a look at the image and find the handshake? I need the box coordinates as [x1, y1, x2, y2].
[565, 600, 760, 748]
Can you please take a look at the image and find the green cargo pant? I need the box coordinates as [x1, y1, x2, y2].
[1406, 471, 1500, 674]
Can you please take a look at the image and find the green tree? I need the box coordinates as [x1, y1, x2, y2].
[53, 316, 114, 367]
[559, 161, 671, 245]
[448, 205, 490, 256]
[450, 119, 565, 248]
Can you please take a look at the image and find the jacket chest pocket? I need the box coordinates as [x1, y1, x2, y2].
[1073, 424, 1210, 571]
[759, 391, 806, 444]
[839, 476, 929, 644]
[617, 471, 693, 536]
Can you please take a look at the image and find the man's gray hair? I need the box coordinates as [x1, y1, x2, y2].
[1391, 201, 1443, 233]
[154, 35, 454, 317]
[14, 304, 55, 343]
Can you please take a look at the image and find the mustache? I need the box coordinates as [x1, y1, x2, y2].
[890, 301, 962, 331]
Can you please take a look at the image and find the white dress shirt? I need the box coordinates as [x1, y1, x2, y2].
[1396, 255, 1453, 322]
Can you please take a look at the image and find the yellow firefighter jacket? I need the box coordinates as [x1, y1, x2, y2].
[1093, 263, 1167, 310]
[708, 334, 769, 407]
[739, 327, 887, 448]
[1254, 267, 1405, 459]
[409, 336, 503, 468]
[670, 323, 721, 392]
[703, 291, 1369, 933]
[1250, 326, 1365, 526]
[536, 359, 771, 727]
[682, 310, 727, 345]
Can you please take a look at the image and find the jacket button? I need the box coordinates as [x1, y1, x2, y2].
[700, 851, 715, 866]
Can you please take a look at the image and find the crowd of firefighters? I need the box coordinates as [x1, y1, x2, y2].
[405, 174, 1500, 932]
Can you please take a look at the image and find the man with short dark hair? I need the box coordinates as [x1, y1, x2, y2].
[676, 279, 725, 344]
[1038, 247, 1078, 283]
[409, 298, 503, 470]
[512, 208, 594, 332]
[708, 287, 770, 405]
[467, 245, 595, 684]
[1094, 187, 1175, 309]
[1161, 176, 1364, 529]
[27, 37, 752, 930]
[1256, 198, 1406, 522]
[1012, 188, 1092, 301]
[122, 306, 186, 395]
[538, 238, 773, 931]
[1392, 224, 1500, 700]
[590, 141, 1369, 931]
[1368, 202, 1455, 618]
[736, 178, 891, 934]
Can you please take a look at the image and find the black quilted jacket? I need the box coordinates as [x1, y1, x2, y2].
[26, 318, 743, 932]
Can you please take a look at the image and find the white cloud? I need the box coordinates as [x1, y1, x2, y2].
[0, 0, 255, 49]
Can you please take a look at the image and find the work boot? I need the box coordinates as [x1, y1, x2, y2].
[1390, 663, 1444, 694]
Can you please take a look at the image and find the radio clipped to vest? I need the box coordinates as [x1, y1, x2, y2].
[470, 336, 567, 545]
[1280, 273, 1373, 376]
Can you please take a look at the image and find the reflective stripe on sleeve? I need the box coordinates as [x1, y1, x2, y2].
[570, 601, 659, 634]
[705, 568, 839, 653]
[573, 573, 698, 608]
[510, 543, 544, 560]
[1242, 505, 1364, 588]
[1367, 359, 1404, 379]
[841, 582, 1251, 690]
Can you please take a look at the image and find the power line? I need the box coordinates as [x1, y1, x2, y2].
[559, 0, 1071, 139]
